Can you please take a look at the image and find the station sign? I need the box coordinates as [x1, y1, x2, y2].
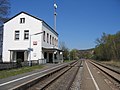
[33, 41, 37, 45]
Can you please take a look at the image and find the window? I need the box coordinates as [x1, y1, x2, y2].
[52, 37, 54, 45]
[56, 39, 58, 46]
[47, 33, 49, 43]
[56, 39, 57, 46]
[54, 39, 56, 46]
[15, 31, 19, 40]
[24, 30, 29, 40]
[20, 18, 25, 23]
[43, 31, 45, 42]
[50, 35, 51, 44]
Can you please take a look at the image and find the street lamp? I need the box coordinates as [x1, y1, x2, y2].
[28, 32, 44, 66]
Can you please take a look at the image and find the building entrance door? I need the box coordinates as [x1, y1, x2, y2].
[49, 53, 53, 63]
[44, 52, 48, 62]
[16, 52, 24, 62]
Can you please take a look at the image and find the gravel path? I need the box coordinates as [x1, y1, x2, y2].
[70, 66, 83, 90]
[45, 67, 78, 90]
[27, 67, 70, 90]
[45, 61, 82, 90]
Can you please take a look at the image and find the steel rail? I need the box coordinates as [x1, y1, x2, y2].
[66, 60, 82, 90]
[10, 60, 77, 90]
[38, 60, 81, 90]
[91, 60, 120, 74]
[89, 60, 120, 84]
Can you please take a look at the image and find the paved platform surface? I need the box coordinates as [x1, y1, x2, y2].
[81, 60, 118, 90]
[0, 63, 64, 90]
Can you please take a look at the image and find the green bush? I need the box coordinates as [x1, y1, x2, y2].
[16, 59, 22, 68]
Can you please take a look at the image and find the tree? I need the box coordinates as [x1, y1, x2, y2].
[78, 49, 94, 59]
[59, 41, 69, 60]
[70, 49, 79, 60]
[0, 0, 10, 24]
[94, 33, 112, 60]
[0, 0, 10, 62]
[94, 31, 120, 61]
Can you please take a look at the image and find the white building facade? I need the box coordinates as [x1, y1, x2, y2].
[2, 12, 63, 64]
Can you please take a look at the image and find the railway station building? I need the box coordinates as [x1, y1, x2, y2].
[2, 12, 63, 64]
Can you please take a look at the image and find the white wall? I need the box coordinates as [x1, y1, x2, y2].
[2, 13, 43, 62]
[42, 22, 58, 49]
[2, 12, 59, 62]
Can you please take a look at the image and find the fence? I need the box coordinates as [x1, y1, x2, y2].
[0, 59, 46, 70]
[0, 62, 16, 70]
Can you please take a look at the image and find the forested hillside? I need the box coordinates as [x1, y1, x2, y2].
[94, 32, 120, 61]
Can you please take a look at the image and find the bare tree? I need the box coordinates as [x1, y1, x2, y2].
[0, 0, 10, 24]
[59, 41, 69, 60]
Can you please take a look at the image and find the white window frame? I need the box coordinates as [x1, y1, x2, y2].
[24, 30, 29, 40]
[15, 30, 20, 40]
[20, 18, 25, 24]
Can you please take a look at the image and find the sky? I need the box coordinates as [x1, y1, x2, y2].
[9, 0, 120, 50]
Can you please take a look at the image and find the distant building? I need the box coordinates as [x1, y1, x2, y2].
[2, 12, 63, 64]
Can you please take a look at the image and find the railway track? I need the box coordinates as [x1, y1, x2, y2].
[27, 60, 82, 90]
[89, 60, 120, 88]
[10, 60, 82, 90]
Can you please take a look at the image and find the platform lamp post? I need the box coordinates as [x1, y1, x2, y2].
[28, 32, 44, 66]
[54, 0, 57, 31]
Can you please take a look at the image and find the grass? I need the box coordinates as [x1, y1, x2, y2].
[64, 60, 72, 62]
[0, 65, 44, 79]
[101, 60, 120, 67]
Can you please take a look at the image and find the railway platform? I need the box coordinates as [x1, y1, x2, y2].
[0, 63, 68, 90]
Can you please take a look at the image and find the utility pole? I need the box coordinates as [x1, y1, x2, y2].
[54, 0, 57, 31]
